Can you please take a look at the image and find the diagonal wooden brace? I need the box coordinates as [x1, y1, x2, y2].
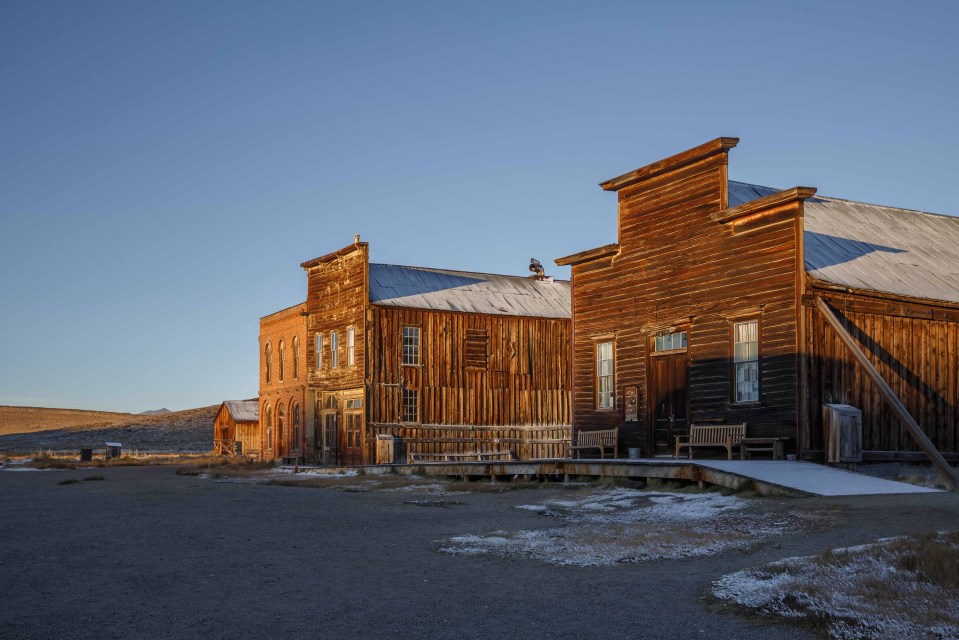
[816, 297, 958, 491]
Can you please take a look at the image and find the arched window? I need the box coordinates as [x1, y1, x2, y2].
[292, 402, 301, 451]
[264, 404, 273, 450]
[293, 336, 300, 379]
[265, 344, 272, 384]
[278, 341, 285, 382]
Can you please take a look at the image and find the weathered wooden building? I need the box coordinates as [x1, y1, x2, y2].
[556, 137, 959, 466]
[261, 239, 572, 465]
[259, 303, 307, 462]
[213, 400, 259, 456]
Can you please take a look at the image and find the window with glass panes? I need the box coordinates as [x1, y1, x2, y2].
[330, 331, 338, 369]
[653, 331, 687, 352]
[314, 334, 322, 370]
[596, 341, 614, 409]
[402, 326, 420, 365]
[347, 327, 355, 366]
[733, 320, 760, 403]
[402, 388, 418, 422]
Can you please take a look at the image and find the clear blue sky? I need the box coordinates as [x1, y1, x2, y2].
[2, 0, 958, 412]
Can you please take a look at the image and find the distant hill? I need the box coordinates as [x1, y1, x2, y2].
[140, 408, 172, 415]
[0, 404, 220, 454]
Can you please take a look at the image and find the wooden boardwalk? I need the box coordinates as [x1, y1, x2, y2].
[286, 459, 944, 497]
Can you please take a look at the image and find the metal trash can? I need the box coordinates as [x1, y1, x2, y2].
[79, 448, 93, 462]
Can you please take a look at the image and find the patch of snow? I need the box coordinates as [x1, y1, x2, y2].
[712, 534, 959, 640]
[441, 488, 813, 566]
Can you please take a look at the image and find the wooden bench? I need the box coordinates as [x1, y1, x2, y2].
[739, 437, 788, 460]
[569, 428, 619, 459]
[674, 423, 746, 460]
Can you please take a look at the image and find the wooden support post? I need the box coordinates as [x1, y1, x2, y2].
[815, 297, 958, 491]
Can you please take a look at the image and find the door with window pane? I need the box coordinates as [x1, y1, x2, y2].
[647, 334, 690, 456]
[343, 410, 363, 466]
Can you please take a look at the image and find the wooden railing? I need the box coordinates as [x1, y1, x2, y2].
[368, 423, 571, 462]
[213, 439, 237, 456]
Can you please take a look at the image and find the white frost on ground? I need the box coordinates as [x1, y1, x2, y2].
[273, 467, 359, 477]
[712, 534, 959, 640]
[441, 488, 807, 566]
[0, 459, 58, 472]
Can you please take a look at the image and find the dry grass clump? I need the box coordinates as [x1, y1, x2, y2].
[82, 475, 104, 482]
[713, 531, 959, 639]
[23, 452, 253, 470]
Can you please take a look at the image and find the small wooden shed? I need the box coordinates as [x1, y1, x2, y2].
[213, 400, 259, 457]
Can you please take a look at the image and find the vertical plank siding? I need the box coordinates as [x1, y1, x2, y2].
[568, 150, 801, 452]
[801, 291, 959, 457]
[367, 305, 571, 436]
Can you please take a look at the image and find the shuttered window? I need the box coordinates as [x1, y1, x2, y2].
[733, 320, 760, 403]
[596, 341, 614, 409]
[465, 328, 488, 369]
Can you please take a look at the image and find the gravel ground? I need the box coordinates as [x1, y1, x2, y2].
[1, 466, 957, 640]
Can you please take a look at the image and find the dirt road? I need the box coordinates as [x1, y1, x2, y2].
[1, 466, 957, 639]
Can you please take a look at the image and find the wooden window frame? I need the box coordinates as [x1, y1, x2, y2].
[264, 343, 272, 384]
[730, 318, 762, 405]
[650, 330, 688, 356]
[315, 334, 322, 371]
[594, 339, 616, 411]
[347, 326, 355, 367]
[292, 336, 300, 379]
[330, 331, 338, 369]
[402, 325, 421, 367]
[402, 387, 419, 423]
[278, 340, 285, 382]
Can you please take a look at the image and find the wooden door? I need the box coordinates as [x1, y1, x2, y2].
[322, 412, 338, 465]
[343, 412, 363, 466]
[648, 352, 689, 456]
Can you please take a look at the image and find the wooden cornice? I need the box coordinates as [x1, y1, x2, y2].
[554, 243, 620, 266]
[711, 187, 817, 224]
[599, 137, 739, 192]
[300, 242, 368, 269]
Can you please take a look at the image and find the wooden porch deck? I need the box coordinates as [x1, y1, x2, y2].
[283, 459, 943, 497]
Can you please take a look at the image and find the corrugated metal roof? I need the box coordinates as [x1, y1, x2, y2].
[224, 400, 259, 423]
[368, 263, 571, 318]
[730, 181, 959, 305]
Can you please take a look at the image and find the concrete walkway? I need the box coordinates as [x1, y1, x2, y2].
[694, 460, 943, 496]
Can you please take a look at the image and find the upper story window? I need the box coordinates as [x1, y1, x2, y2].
[733, 320, 760, 403]
[278, 341, 285, 382]
[292, 336, 300, 379]
[347, 327, 355, 367]
[402, 326, 421, 366]
[264, 343, 272, 384]
[465, 328, 488, 369]
[596, 341, 614, 409]
[654, 331, 687, 352]
[315, 334, 322, 370]
[330, 331, 338, 369]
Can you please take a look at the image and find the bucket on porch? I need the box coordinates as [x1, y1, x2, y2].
[628, 447, 641, 459]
